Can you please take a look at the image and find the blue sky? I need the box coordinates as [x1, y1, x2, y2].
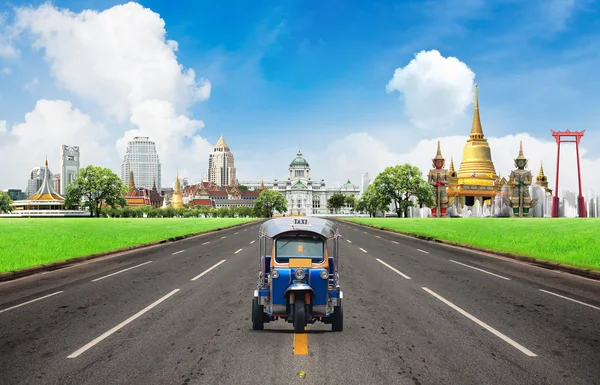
[1, 0, 600, 193]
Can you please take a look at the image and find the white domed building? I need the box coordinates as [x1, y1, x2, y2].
[240, 151, 360, 215]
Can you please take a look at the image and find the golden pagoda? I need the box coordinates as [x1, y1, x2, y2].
[171, 171, 183, 209]
[447, 84, 501, 208]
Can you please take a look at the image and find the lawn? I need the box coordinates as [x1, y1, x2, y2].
[0, 218, 257, 273]
[344, 218, 600, 271]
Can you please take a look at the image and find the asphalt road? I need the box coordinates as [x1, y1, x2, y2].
[1, 219, 599, 385]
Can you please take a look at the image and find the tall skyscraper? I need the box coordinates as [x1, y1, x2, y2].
[27, 166, 52, 197]
[361, 172, 371, 195]
[121, 136, 161, 190]
[60, 145, 80, 195]
[207, 136, 236, 187]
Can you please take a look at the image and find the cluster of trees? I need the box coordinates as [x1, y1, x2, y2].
[100, 205, 257, 218]
[355, 164, 434, 218]
[326, 193, 355, 214]
[0, 191, 13, 214]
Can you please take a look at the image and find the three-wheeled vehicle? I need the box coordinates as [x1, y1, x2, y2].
[252, 217, 343, 333]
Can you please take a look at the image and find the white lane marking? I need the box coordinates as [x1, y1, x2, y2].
[363, 231, 368, 234]
[346, 239, 352, 243]
[422, 287, 537, 357]
[359, 248, 368, 253]
[67, 289, 180, 358]
[234, 232, 239, 235]
[202, 241, 210, 245]
[450, 260, 511, 281]
[354, 228, 358, 231]
[234, 248, 243, 254]
[416, 249, 429, 254]
[172, 250, 185, 255]
[0, 291, 64, 314]
[376, 259, 411, 279]
[375, 235, 381, 239]
[391, 241, 399, 245]
[250, 240, 256, 244]
[221, 236, 227, 239]
[244, 229, 247, 232]
[191, 260, 227, 281]
[539, 289, 600, 311]
[91, 261, 153, 282]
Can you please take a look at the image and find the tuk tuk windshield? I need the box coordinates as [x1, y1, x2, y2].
[274, 234, 325, 263]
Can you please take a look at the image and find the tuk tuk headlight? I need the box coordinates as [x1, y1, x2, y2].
[294, 268, 306, 280]
[320, 270, 329, 280]
[271, 270, 280, 279]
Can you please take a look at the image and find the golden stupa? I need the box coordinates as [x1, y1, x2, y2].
[447, 84, 501, 207]
[171, 171, 183, 209]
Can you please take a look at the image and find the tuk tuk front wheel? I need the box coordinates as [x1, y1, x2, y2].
[332, 303, 343, 332]
[252, 297, 264, 331]
[293, 296, 306, 333]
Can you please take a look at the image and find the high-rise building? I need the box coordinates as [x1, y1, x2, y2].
[207, 136, 236, 187]
[361, 172, 371, 195]
[27, 166, 52, 197]
[53, 173, 61, 195]
[121, 136, 161, 190]
[60, 145, 80, 195]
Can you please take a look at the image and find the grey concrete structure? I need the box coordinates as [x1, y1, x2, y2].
[60, 145, 80, 195]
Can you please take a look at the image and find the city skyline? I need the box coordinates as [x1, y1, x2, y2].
[0, 1, 599, 194]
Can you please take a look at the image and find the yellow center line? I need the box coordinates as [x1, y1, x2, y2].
[293, 327, 309, 355]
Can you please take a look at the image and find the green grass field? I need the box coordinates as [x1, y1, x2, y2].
[345, 218, 600, 271]
[0, 218, 257, 273]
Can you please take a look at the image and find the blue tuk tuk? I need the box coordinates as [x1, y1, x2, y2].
[252, 217, 343, 332]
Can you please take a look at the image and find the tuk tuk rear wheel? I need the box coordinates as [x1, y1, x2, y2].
[293, 296, 306, 333]
[252, 297, 264, 331]
[332, 304, 343, 332]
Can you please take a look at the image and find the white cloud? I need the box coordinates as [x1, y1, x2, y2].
[386, 49, 475, 129]
[0, 13, 18, 58]
[0, 100, 112, 189]
[1, 67, 11, 75]
[7, 2, 214, 189]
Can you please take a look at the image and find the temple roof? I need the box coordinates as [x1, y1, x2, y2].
[27, 159, 64, 201]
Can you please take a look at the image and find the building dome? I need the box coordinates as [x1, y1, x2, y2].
[289, 151, 309, 167]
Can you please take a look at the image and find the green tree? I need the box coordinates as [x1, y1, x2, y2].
[65, 165, 127, 217]
[237, 206, 252, 218]
[345, 194, 356, 210]
[355, 184, 387, 217]
[0, 191, 13, 213]
[254, 189, 288, 218]
[238, 185, 249, 192]
[373, 163, 431, 218]
[327, 193, 346, 214]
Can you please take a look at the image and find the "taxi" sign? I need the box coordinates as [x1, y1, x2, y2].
[293, 218, 309, 225]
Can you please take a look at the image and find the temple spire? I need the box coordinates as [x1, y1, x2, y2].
[128, 170, 136, 192]
[539, 161, 545, 176]
[470, 84, 484, 140]
[174, 170, 181, 193]
[449, 156, 456, 173]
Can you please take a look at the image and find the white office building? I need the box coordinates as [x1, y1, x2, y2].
[121, 137, 161, 190]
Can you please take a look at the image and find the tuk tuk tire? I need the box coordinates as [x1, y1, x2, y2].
[332, 304, 343, 332]
[252, 297, 264, 331]
[293, 296, 306, 333]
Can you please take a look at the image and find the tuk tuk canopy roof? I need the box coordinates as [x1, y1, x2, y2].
[259, 217, 339, 239]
